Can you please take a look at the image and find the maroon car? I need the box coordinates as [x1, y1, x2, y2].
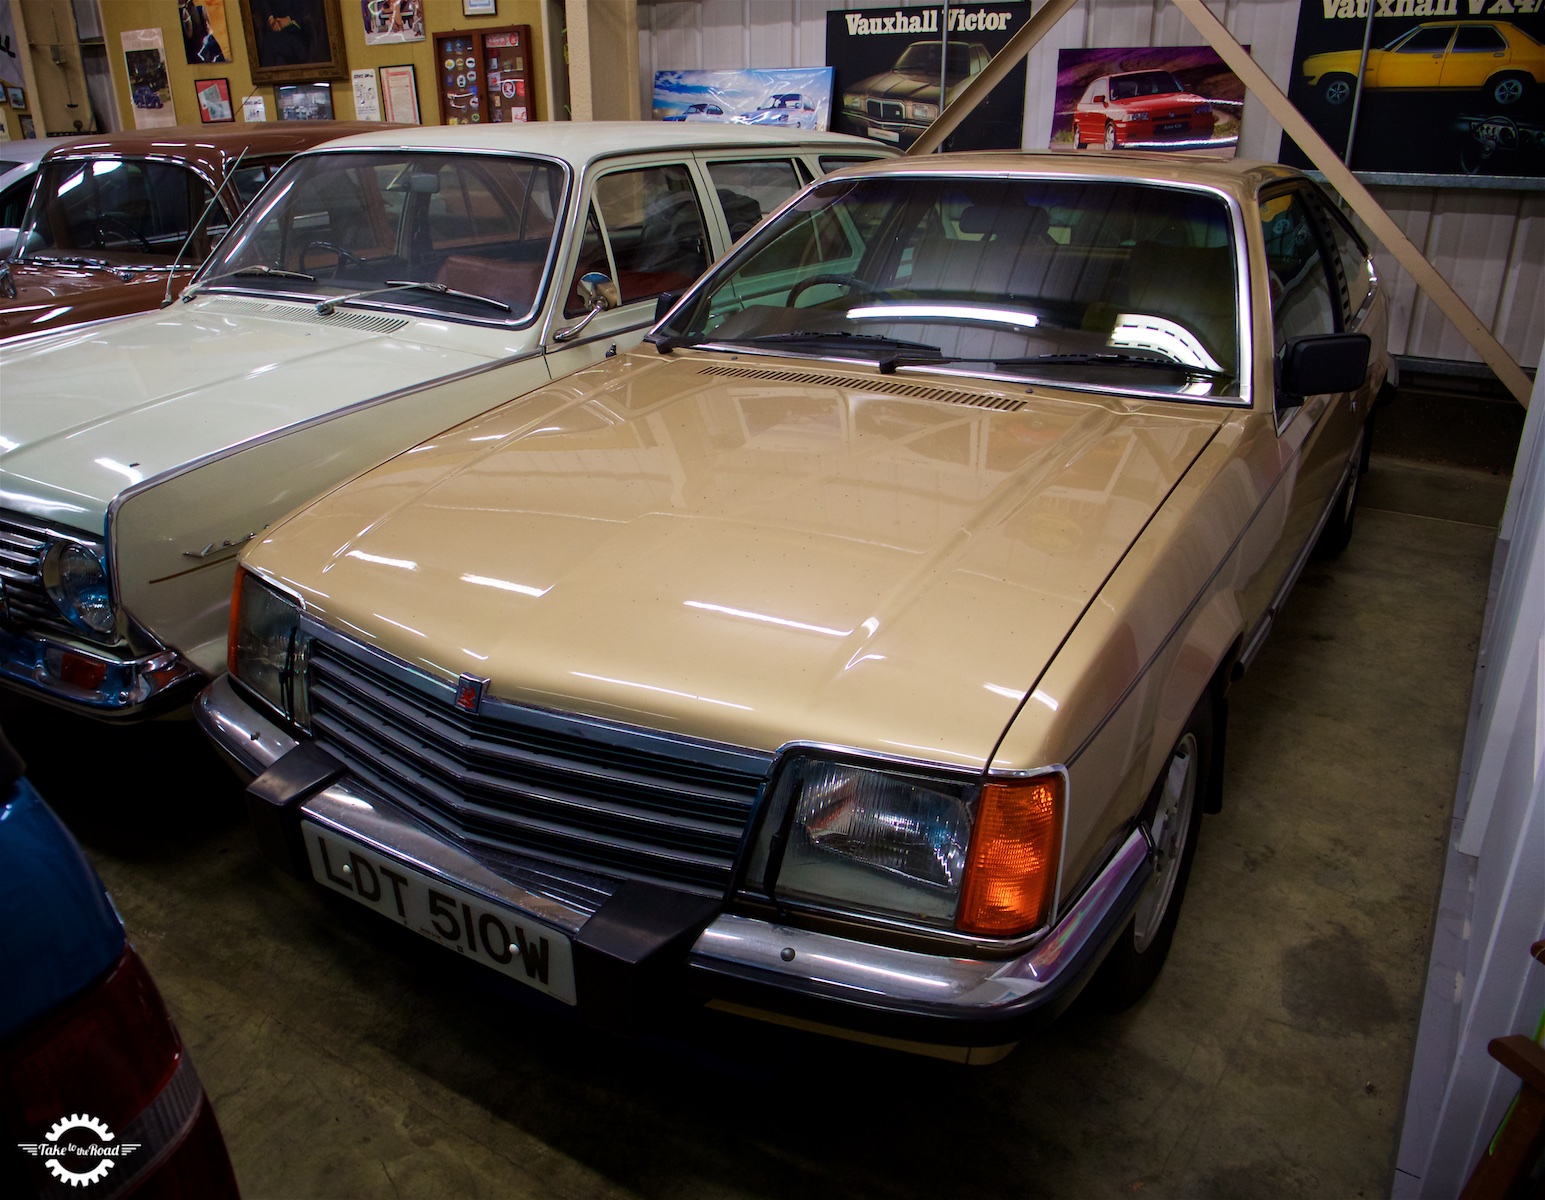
[0, 123, 386, 341]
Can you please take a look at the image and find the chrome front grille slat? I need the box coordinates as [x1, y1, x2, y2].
[305, 637, 773, 896]
[0, 518, 70, 637]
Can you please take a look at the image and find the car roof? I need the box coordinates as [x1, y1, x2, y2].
[0, 134, 90, 170]
[306, 121, 883, 167]
[40, 122, 392, 180]
[823, 149, 1301, 201]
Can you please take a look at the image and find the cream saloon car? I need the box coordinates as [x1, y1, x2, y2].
[0, 122, 890, 718]
[202, 152, 1390, 1060]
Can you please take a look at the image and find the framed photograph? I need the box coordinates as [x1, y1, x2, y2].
[276, 80, 334, 119]
[380, 63, 420, 124]
[237, 0, 346, 84]
[363, 0, 425, 44]
[463, 0, 497, 14]
[6, 86, 24, 110]
[195, 77, 235, 122]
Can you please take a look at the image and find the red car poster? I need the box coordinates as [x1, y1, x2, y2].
[1051, 46, 1245, 155]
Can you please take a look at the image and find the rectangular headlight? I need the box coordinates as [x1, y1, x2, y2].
[744, 754, 1062, 937]
[228, 568, 308, 727]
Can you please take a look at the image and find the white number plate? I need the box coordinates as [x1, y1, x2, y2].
[870, 127, 900, 142]
[303, 822, 577, 1004]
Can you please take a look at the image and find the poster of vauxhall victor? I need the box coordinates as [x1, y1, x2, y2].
[827, 3, 1028, 150]
[1282, 0, 1545, 177]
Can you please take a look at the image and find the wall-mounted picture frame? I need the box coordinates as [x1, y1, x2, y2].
[276, 80, 335, 119]
[6, 86, 25, 110]
[237, 0, 347, 84]
[379, 63, 420, 123]
[464, 0, 497, 15]
[195, 77, 235, 122]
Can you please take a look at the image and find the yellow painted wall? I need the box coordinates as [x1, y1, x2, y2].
[97, 0, 549, 128]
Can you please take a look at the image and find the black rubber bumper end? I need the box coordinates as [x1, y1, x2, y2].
[573, 882, 720, 1032]
[245, 743, 345, 879]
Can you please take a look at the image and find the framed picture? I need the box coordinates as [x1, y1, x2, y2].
[6, 86, 24, 110]
[195, 77, 235, 123]
[379, 63, 420, 123]
[276, 80, 334, 119]
[463, 0, 497, 14]
[237, 0, 346, 84]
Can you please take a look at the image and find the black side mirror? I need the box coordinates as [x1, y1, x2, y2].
[654, 291, 681, 323]
[1278, 333, 1370, 406]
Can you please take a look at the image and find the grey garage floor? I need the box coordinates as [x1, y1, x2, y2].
[1, 427, 1514, 1199]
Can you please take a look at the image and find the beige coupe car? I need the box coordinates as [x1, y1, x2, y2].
[199, 151, 1391, 1061]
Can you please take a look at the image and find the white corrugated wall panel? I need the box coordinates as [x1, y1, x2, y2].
[638, 0, 1542, 371]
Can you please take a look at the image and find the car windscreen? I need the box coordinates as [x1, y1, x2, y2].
[657, 175, 1241, 400]
[194, 151, 568, 324]
[1109, 72, 1185, 100]
[895, 42, 974, 80]
[17, 157, 218, 266]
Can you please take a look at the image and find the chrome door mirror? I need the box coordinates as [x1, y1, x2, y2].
[555, 272, 620, 343]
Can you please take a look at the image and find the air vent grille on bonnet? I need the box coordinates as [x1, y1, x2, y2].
[201, 297, 410, 335]
[696, 364, 1026, 411]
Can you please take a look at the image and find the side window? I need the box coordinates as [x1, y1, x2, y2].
[227, 159, 288, 209]
[565, 163, 708, 314]
[40, 160, 216, 259]
[817, 155, 885, 175]
[0, 174, 32, 229]
[1453, 25, 1506, 52]
[1259, 189, 1337, 354]
[1396, 26, 1455, 53]
[705, 159, 801, 241]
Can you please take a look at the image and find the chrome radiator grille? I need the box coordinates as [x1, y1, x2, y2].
[305, 636, 773, 896]
[0, 517, 69, 637]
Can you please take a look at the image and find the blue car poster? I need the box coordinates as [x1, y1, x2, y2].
[653, 68, 835, 130]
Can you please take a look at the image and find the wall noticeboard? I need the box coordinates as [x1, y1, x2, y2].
[433, 25, 532, 126]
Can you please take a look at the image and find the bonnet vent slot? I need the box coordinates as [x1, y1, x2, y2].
[201, 297, 410, 335]
[696, 363, 1025, 412]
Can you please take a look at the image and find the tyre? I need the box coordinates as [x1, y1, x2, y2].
[1488, 72, 1530, 106]
[1087, 692, 1213, 1010]
[1314, 451, 1361, 560]
[1322, 74, 1356, 106]
[1103, 121, 1117, 150]
[1074, 125, 1086, 150]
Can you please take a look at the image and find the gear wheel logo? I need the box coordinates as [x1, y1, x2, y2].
[17, 1112, 141, 1187]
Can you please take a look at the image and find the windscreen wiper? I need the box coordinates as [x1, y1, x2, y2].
[316, 279, 511, 316]
[181, 264, 317, 302]
[29, 254, 111, 269]
[689, 330, 945, 372]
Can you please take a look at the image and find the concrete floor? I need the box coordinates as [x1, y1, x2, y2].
[1, 444, 1512, 1200]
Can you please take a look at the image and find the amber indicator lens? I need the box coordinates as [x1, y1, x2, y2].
[956, 775, 1062, 936]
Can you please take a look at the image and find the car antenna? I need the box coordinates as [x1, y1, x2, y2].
[161, 144, 251, 309]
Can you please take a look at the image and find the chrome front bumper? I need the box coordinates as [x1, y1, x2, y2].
[0, 626, 203, 719]
[197, 675, 1152, 1058]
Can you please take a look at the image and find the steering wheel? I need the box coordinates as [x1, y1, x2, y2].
[94, 215, 152, 252]
[300, 239, 366, 274]
[786, 273, 894, 306]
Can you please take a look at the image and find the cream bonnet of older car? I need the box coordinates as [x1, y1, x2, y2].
[200, 149, 1392, 1059]
[0, 121, 893, 720]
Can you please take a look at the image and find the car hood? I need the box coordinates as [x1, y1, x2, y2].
[0, 261, 194, 340]
[251, 351, 1223, 766]
[0, 296, 504, 528]
[850, 71, 943, 104]
[1120, 91, 1210, 111]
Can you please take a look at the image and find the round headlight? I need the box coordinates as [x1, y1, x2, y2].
[41, 542, 116, 635]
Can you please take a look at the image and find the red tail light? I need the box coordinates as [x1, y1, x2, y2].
[0, 948, 240, 1198]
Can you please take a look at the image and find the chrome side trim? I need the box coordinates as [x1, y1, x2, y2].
[1239, 427, 1364, 677]
[691, 827, 1149, 1015]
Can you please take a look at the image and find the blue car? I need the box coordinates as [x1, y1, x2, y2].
[0, 733, 240, 1198]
